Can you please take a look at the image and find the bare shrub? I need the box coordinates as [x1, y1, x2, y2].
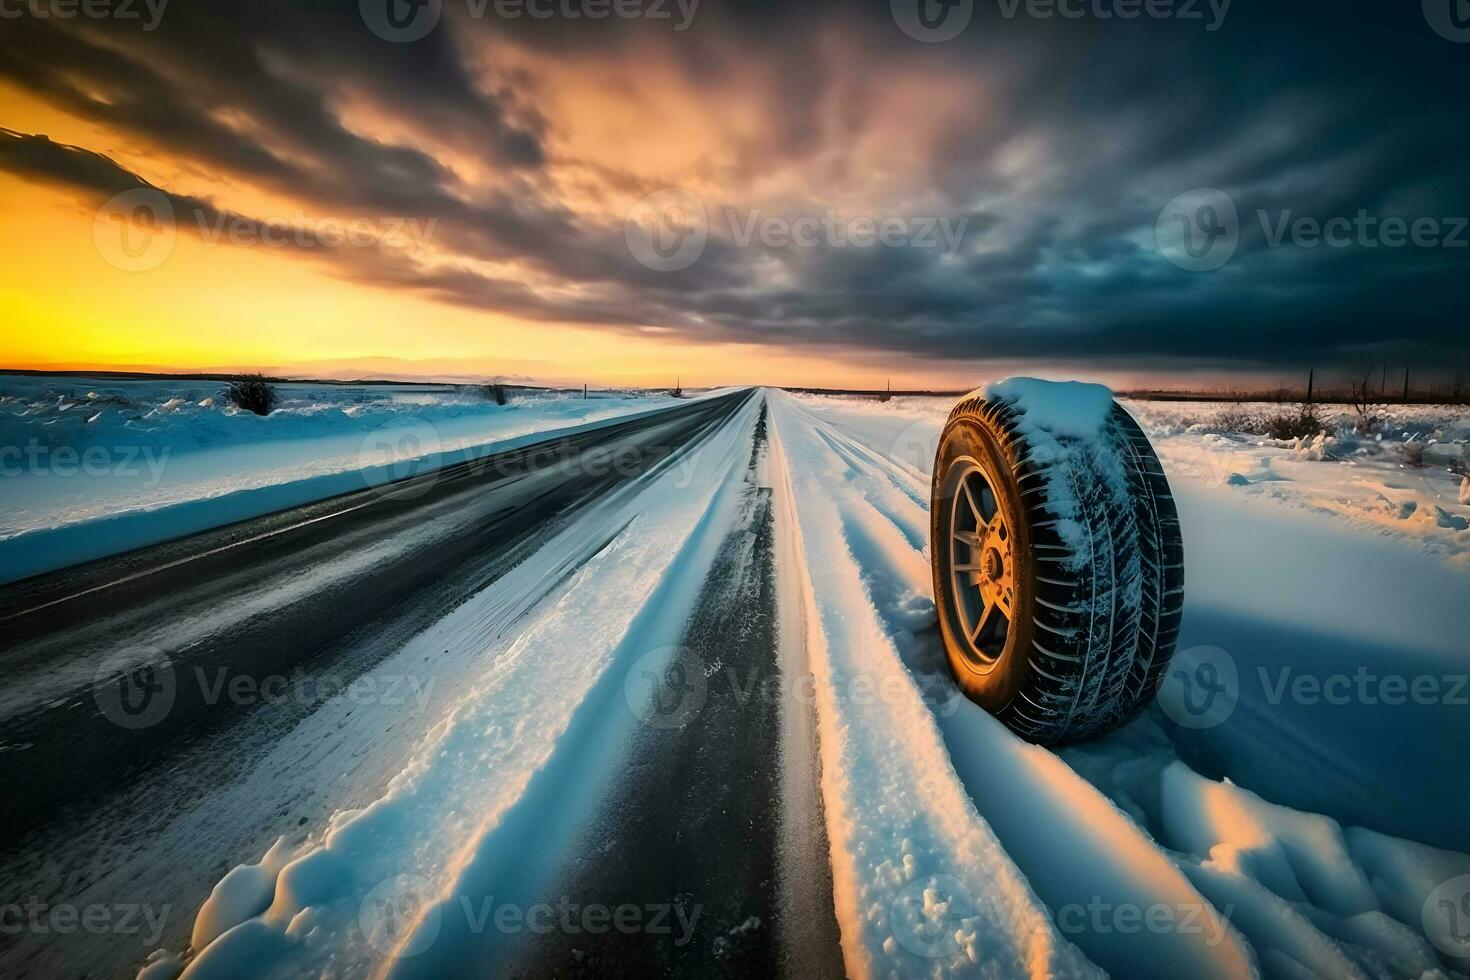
[1263, 403, 1326, 440]
[1212, 406, 1263, 434]
[478, 383, 508, 406]
[225, 375, 279, 416]
[1348, 376, 1382, 434]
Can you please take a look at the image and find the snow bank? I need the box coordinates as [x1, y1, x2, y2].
[0, 374, 684, 581]
[192, 839, 294, 948]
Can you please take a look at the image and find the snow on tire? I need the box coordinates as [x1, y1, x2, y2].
[930, 380, 1184, 744]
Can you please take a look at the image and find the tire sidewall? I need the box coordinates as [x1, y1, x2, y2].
[931, 414, 1036, 714]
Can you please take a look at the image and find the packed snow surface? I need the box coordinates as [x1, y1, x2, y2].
[10, 380, 1461, 979]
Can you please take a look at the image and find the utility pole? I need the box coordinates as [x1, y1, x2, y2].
[583, 383, 587, 400]
[1306, 367, 1314, 404]
[1402, 366, 1410, 403]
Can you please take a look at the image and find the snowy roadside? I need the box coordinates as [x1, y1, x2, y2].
[786, 392, 1470, 567]
[771, 387, 1470, 979]
[767, 390, 1105, 979]
[0, 375, 689, 581]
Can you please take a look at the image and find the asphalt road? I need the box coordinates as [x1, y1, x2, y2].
[0, 390, 757, 978]
[507, 402, 846, 980]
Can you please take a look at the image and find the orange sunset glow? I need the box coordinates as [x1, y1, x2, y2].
[1, 2, 1465, 388]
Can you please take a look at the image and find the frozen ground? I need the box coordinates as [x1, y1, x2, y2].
[0, 375, 685, 580]
[772, 389, 1470, 979]
[790, 393, 1470, 568]
[2, 381, 1466, 979]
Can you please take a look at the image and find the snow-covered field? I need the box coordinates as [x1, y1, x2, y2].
[5, 379, 1468, 979]
[791, 393, 1470, 568]
[770, 390, 1470, 980]
[0, 375, 686, 580]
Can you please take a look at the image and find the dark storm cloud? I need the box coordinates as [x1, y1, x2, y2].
[1, 0, 1467, 369]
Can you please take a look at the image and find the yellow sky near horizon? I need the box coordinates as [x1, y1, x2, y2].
[0, 80, 1248, 393]
[1, 81, 941, 389]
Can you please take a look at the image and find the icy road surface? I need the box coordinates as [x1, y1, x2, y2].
[0, 387, 1466, 980]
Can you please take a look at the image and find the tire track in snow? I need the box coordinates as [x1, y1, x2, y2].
[767, 390, 1100, 980]
[503, 399, 846, 979]
[374, 392, 769, 979]
[781, 391, 1470, 980]
[790, 403, 1255, 977]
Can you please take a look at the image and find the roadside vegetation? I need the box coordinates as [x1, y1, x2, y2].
[225, 375, 279, 416]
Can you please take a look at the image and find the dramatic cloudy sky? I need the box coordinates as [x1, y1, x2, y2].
[1, 0, 1466, 386]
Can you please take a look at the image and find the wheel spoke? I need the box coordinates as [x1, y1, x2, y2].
[961, 479, 983, 527]
[979, 485, 997, 522]
[971, 601, 1006, 642]
[968, 598, 993, 641]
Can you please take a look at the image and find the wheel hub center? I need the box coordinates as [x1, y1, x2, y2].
[982, 548, 1003, 581]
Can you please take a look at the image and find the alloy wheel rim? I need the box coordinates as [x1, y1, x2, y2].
[946, 457, 1015, 665]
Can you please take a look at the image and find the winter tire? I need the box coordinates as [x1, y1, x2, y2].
[930, 387, 1184, 744]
